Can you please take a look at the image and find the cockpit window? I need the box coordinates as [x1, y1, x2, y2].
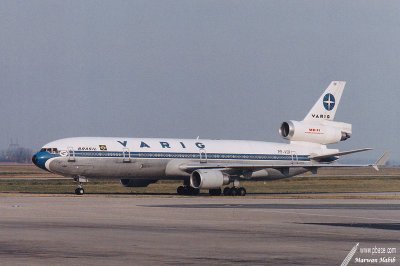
[40, 148, 58, 154]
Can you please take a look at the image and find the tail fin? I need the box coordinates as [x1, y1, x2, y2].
[304, 81, 346, 121]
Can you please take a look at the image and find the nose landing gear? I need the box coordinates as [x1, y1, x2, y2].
[74, 177, 88, 195]
[75, 187, 85, 195]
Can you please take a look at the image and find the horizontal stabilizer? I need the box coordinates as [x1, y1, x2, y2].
[309, 148, 373, 160]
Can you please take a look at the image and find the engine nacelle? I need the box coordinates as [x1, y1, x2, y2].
[190, 169, 230, 189]
[279, 120, 352, 145]
[120, 179, 158, 187]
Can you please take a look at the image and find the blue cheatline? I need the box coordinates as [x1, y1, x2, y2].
[70, 150, 312, 162]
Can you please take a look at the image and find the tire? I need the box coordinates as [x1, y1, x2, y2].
[177, 186, 184, 195]
[229, 187, 238, 196]
[187, 186, 194, 195]
[209, 188, 221, 196]
[223, 187, 230, 196]
[183, 186, 190, 195]
[76, 188, 84, 195]
[193, 188, 200, 196]
[238, 187, 246, 196]
[185, 186, 197, 196]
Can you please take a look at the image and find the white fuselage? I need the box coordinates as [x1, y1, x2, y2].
[31, 81, 367, 196]
[35, 137, 337, 180]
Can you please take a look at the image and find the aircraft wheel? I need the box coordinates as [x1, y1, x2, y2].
[177, 186, 185, 195]
[192, 188, 200, 196]
[238, 187, 246, 196]
[75, 188, 84, 195]
[223, 187, 230, 196]
[182, 186, 189, 195]
[183, 186, 198, 196]
[229, 187, 238, 196]
[186, 186, 194, 195]
[209, 188, 221, 196]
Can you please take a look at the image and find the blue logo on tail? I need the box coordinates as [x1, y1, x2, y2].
[323, 93, 335, 111]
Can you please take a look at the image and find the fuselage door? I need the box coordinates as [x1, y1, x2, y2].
[123, 148, 131, 163]
[67, 146, 75, 162]
[291, 151, 298, 164]
[199, 149, 207, 163]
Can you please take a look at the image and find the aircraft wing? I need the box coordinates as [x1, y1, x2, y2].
[180, 162, 365, 171]
[179, 151, 391, 172]
[308, 148, 373, 160]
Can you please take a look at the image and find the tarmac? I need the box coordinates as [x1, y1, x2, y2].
[0, 194, 399, 265]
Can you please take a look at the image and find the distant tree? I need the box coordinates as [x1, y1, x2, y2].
[386, 160, 398, 167]
[1, 147, 33, 163]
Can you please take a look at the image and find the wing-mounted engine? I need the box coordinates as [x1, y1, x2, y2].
[279, 120, 351, 145]
[120, 179, 158, 187]
[190, 169, 230, 189]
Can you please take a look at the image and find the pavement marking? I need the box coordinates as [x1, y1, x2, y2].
[261, 209, 400, 223]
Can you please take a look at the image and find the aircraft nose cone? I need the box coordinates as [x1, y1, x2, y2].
[32, 154, 38, 165]
[32, 151, 55, 171]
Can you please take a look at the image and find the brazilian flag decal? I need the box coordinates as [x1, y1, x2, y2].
[99, 145, 107, 150]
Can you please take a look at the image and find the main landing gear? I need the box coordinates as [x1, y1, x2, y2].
[74, 177, 88, 195]
[176, 186, 247, 196]
[177, 179, 246, 196]
[223, 186, 246, 196]
[210, 179, 246, 196]
[177, 186, 200, 196]
[209, 187, 246, 196]
[209, 188, 222, 196]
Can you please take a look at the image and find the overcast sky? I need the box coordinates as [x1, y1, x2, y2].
[0, 1, 399, 163]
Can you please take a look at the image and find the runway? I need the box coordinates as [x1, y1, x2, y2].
[0, 195, 399, 265]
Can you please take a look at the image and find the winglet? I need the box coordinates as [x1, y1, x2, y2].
[372, 151, 391, 171]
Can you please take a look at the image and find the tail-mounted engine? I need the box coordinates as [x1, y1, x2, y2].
[279, 120, 351, 145]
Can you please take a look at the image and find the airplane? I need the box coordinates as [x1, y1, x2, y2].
[32, 81, 390, 196]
